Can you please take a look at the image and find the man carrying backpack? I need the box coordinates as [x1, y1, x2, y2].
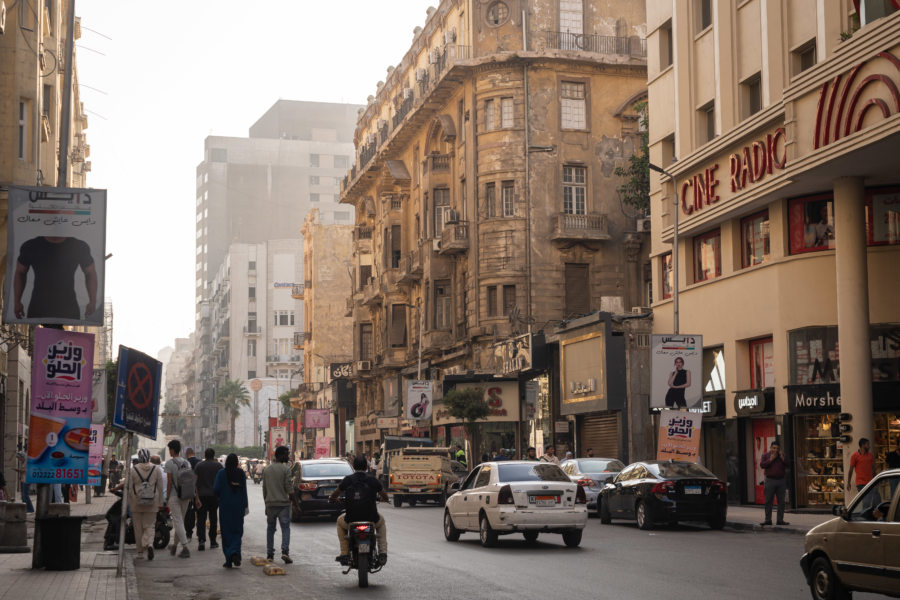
[329, 455, 389, 566]
[165, 439, 199, 558]
[130, 448, 164, 560]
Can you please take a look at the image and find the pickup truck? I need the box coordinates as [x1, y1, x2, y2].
[387, 447, 465, 507]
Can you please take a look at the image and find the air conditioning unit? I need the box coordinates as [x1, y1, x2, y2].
[446, 209, 459, 223]
[402, 87, 413, 99]
[444, 29, 456, 44]
[415, 68, 426, 81]
[631, 306, 651, 314]
[433, 239, 442, 252]
[428, 49, 440, 64]
[357, 360, 372, 372]
[367, 133, 376, 144]
[636, 217, 650, 232]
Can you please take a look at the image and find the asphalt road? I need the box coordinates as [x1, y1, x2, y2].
[133, 481, 884, 600]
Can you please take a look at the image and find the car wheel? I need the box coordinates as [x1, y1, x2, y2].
[636, 500, 654, 530]
[443, 510, 461, 542]
[523, 531, 539, 543]
[479, 513, 498, 548]
[408, 499, 417, 507]
[439, 488, 447, 507]
[561, 529, 582, 547]
[599, 497, 612, 524]
[809, 556, 850, 600]
[708, 510, 726, 530]
[393, 495, 402, 508]
[290, 503, 301, 523]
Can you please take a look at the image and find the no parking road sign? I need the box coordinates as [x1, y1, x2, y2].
[113, 345, 162, 439]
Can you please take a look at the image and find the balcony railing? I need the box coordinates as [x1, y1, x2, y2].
[242, 325, 262, 336]
[293, 331, 308, 349]
[354, 226, 373, 241]
[291, 283, 305, 298]
[359, 141, 376, 168]
[545, 32, 647, 57]
[393, 95, 414, 128]
[551, 213, 611, 242]
[440, 222, 469, 254]
[423, 153, 451, 175]
[266, 354, 302, 364]
[361, 278, 383, 306]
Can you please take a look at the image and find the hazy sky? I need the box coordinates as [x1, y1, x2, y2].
[75, 0, 431, 358]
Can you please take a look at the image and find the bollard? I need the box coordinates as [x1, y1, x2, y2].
[0, 502, 31, 553]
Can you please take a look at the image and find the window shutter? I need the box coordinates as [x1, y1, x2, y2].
[565, 263, 590, 317]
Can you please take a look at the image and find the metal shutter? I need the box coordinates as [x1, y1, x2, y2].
[565, 263, 590, 317]
[579, 414, 620, 459]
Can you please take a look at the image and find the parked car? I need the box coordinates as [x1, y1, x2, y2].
[800, 469, 900, 600]
[560, 458, 625, 512]
[598, 460, 727, 530]
[443, 460, 587, 547]
[291, 458, 354, 521]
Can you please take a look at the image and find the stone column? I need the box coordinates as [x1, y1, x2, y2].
[833, 177, 873, 504]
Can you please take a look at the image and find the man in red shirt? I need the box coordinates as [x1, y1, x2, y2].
[846, 437, 875, 495]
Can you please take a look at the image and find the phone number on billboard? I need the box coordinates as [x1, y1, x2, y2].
[30, 469, 84, 480]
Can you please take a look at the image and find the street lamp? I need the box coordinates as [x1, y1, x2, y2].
[402, 303, 424, 379]
[648, 162, 679, 335]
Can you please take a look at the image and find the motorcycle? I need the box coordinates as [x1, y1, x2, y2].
[332, 495, 386, 588]
[103, 490, 171, 551]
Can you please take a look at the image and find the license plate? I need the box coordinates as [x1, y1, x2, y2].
[358, 543, 369, 553]
[321, 487, 336, 495]
[535, 495, 558, 506]
[408, 487, 422, 492]
[684, 485, 702, 495]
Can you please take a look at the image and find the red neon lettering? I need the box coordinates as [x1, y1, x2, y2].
[730, 154, 741, 192]
[681, 180, 694, 215]
[693, 174, 706, 211]
[706, 164, 720, 203]
[770, 127, 787, 169]
[751, 141, 768, 181]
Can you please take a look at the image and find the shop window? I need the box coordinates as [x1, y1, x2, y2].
[661, 252, 673, 299]
[741, 210, 770, 268]
[795, 415, 844, 507]
[871, 324, 900, 382]
[865, 187, 900, 246]
[788, 194, 834, 254]
[789, 327, 840, 384]
[693, 229, 721, 282]
[749, 337, 774, 389]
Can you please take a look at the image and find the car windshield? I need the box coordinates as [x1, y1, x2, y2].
[300, 462, 353, 478]
[650, 462, 715, 478]
[577, 459, 625, 473]
[497, 463, 570, 483]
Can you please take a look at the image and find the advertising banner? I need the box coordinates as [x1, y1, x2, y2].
[4, 186, 106, 326]
[88, 424, 104, 485]
[304, 409, 330, 429]
[656, 409, 702, 462]
[315, 436, 331, 459]
[491, 333, 533, 375]
[113, 346, 162, 439]
[270, 426, 287, 450]
[92, 368, 107, 423]
[651, 334, 703, 409]
[405, 380, 433, 420]
[26, 328, 95, 484]
[376, 417, 399, 429]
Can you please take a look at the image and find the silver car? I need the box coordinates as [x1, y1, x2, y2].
[560, 458, 625, 512]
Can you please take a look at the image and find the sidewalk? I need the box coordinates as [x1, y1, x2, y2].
[725, 504, 834, 534]
[0, 490, 139, 600]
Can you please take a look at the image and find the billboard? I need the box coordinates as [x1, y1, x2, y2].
[651, 334, 703, 409]
[91, 368, 107, 423]
[491, 333, 533, 375]
[88, 424, 104, 486]
[405, 380, 433, 420]
[26, 328, 95, 484]
[656, 409, 702, 462]
[315, 436, 331, 459]
[113, 346, 162, 439]
[304, 409, 330, 429]
[270, 426, 288, 450]
[4, 186, 106, 326]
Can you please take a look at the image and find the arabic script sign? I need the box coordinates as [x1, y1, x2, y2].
[26, 328, 95, 484]
[656, 409, 702, 462]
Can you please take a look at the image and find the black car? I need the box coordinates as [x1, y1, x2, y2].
[598, 460, 727, 530]
[291, 459, 354, 521]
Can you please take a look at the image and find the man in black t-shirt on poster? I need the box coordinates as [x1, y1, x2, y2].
[13, 236, 98, 321]
[329, 456, 389, 566]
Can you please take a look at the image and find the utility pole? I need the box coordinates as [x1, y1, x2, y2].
[56, 0, 77, 186]
[648, 162, 679, 334]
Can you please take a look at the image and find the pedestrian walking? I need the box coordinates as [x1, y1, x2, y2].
[525, 447, 539, 461]
[14, 451, 34, 513]
[540, 445, 560, 465]
[759, 441, 790, 526]
[214, 453, 248, 568]
[183, 447, 200, 541]
[262, 445, 298, 564]
[194, 448, 223, 551]
[847, 438, 875, 507]
[130, 449, 164, 560]
[886, 437, 900, 496]
[108, 454, 121, 491]
[164, 439, 197, 558]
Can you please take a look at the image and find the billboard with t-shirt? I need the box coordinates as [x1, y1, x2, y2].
[3, 186, 106, 326]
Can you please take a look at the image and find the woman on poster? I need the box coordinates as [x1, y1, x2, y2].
[664, 356, 692, 408]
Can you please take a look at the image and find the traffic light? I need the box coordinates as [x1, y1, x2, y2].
[838, 413, 852, 444]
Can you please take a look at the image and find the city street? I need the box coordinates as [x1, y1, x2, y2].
[131, 482, 881, 600]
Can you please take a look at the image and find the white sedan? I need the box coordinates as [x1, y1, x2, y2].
[443, 461, 588, 547]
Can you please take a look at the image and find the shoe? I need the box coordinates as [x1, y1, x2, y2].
[267, 553, 274, 561]
[210, 542, 219, 549]
[776, 521, 790, 526]
[169, 544, 178, 556]
[281, 553, 293, 564]
[223, 561, 232, 569]
[198, 543, 205, 551]
[231, 553, 241, 567]
[147, 546, 154, 561]
[336, 555, 350, 566]
[378, 553, 387, 566]
[186, 534, 192, 541]
[760, 521, 772, 526]
[179, 548, 190, 558]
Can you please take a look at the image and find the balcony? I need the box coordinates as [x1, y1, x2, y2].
[361, 278, 383, 306]
[291, 283, 305, 299]
[544, 32, 647, 57]
[345, 297, 354, 318]
[266, 354, 302, 364]
[293, 331, 309, 349]
[242, 325, 262, 336]
[398, 248, 423, 283]
[354, 226, 373, 241]
[423, 153, 451, 174]
[551, 213, 611, 242]
[440, 222, 469, 254]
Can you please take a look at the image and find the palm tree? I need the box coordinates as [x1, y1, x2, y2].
[217, 378, 250, 445]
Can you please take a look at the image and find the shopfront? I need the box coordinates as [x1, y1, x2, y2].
[733, 389, 776, 505]
[354, 414, 380, 455]
[433, 378, 520, 462]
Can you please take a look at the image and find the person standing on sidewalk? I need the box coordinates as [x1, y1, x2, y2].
[847, 438, 875, 507]
[262, 445, 298, 564]
[108, 454, 121, 492]
[14, 451, 33, 513]
[194, 448, 223, 551]
[183, 447, 200, 542]
[214, 453, 248, 568]
[164, 439, 196, 558]
[760, 441, 790, 526]
[130, 449, 164, 560]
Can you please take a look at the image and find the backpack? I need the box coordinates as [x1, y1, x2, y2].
[343, 475, 377, 519]
[134, 467, 157, 506]
[174, 458, 196, 499]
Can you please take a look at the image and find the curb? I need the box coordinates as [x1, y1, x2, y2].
[125, 554, 140, 600]
[726, 520, 809, 535]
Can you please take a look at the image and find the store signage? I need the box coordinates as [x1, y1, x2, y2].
[273, 282, 292, 288]
[555, 420, 570, 433]
[355, 415, 378, 440]
[733, 390, 770, 416]
[561, 332, 608, 413]
[491, 333, 532, 375]
[433, 381, 519, 425]
[690, 395, 724, 418]
[376, 417, 399, 429]
[657, 409, 702, 462]
[787, 384, 842, 414]
[304, 408, 330, 429]
[330, 362, 353, 380]
[679, 127, 786, 216]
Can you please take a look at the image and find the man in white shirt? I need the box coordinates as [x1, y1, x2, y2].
[164, 440, 195, 558]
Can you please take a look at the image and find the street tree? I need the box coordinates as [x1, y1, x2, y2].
[614, 100, 650, 215]
[216, 378, 251, 445]
[443, 386, 490, 461]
